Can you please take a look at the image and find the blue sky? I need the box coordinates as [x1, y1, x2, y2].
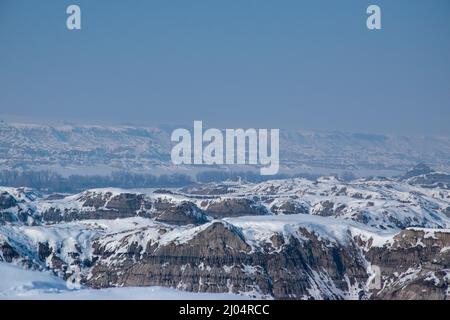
[0, 0, 449, 134]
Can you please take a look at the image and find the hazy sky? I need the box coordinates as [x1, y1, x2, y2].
[0, 0, 449, 134]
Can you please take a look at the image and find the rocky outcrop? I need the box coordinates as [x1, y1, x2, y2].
[0, 241, 21, 263]
[366, 229, 450, 300]
[0, 189, 39, 225]
[0, 191, 18, 210]
[86, 221, 368, 299]
[204, 199, 268, 219]
[0, 237, 41, 269]
[270, 201, 309, 215]
[41, 190, 268, 223]
[40, 191, 208, 226]
[154, 201, 209, 226]
[41, 191, 153, 222]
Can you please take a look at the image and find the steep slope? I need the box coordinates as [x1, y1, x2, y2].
[0, 187, 40, 225]
[0, 177, 449, 299]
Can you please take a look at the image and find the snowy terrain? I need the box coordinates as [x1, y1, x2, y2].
[1, 171, 450, 299]
[0, 262, 246, 300]
[1, 121, 450, 176]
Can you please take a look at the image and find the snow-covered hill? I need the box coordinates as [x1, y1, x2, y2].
[3, 175, 449, 230]
[2, 121, 450, 176]
[1, 175, 450, 299]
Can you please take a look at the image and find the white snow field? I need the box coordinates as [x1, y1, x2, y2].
[0, 263, 248, 300]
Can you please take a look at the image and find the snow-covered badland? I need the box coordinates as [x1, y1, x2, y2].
[1, 167, 450, 299]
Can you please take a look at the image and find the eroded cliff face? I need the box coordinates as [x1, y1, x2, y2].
[85, 222, 368, 299]
[2, 222, 449, 299]
[1, 179, 450, 299]
[14, 220, 447, 300]
[366, 229, 450, 300]
[0, 188, 39, 225]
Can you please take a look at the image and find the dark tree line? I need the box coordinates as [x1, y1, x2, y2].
[195, 171, 316, 183]
[0, 170, 193, 193]
[0, 169, 321, 193]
